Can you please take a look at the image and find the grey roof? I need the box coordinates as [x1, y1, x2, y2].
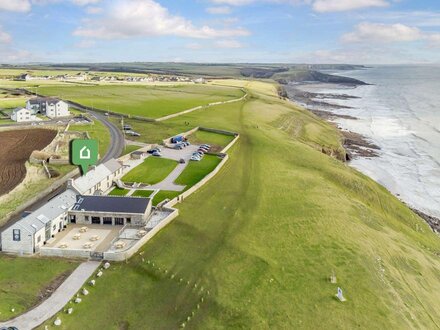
[71, 159, 122, 194]
[71, 195, 150, 214]
[12, 189, 77, 234]
[28, 97, 63, 104]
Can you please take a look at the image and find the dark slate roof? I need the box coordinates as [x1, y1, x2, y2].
[28, 97, 61, 104]
[71, 195, 150, 214]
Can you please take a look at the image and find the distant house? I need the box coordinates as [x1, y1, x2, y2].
[46, 99, 70, 118]
[17, 73, 32, 81]
[193, 78, 206, 84]
[26, 97, 70, 118]
[11, 107, 35, 122]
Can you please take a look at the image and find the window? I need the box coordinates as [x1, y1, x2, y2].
[92, 216, 101, 224]
[70, 215, 76, 224]
[115, 217, 124, 225]
[37, 235, 41, 243]
[126, 217, 131, 224]
[103, 217, 112, 225]
[13, 229, 21, 241]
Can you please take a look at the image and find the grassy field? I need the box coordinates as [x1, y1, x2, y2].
[0, 97, 28, 109]
[122, 157, 178, 184]
[188, 130, 235, 151]
[37, 84, 244, 118]
[68, 120, 110, 159]
[108, 188, 130, 196]
[152, 190, 181, 205]
[0, 256, 78, 321]
[38, 79, 440, 329]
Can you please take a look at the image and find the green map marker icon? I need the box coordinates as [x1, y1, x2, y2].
[71, 139, 99, 175]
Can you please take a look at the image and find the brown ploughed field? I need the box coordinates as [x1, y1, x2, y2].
[0, 128, 57, 196]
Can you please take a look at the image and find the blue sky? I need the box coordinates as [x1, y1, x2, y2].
[0, 0, 439, 64]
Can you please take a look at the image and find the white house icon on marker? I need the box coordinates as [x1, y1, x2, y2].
[79, 146, 91, 160]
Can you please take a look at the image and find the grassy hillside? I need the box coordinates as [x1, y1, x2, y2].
[37, 84, 244, 119]
[0, 256, 78, 321]
[40, 80, 440, 329]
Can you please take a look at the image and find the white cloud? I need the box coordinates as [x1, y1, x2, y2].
[206, 6, 232, 14]
[0, 0, 31, 12]
[342, 22, 423, 43]
[210, 0, 255, 5]
[0, 26, 11, 43]
[312, 0, 388, 13]
[85, 6, 102, 14]
[71, 0, 100, 5]
[74, 0, 250, 39]
[214, 39, 244, 48]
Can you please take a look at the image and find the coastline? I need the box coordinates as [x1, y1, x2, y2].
[281, 82, 440, 234]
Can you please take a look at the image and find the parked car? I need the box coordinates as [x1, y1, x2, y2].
[174, 144, 184, 150]
[179, 158, 186, 164]
[123, 125, 132, 131]
[126, 131, 141, 137]
[191, 155, 201, 161]
[198, 147, 209, 152]
[147, 148, 160, 154]
[201, 144, 211, 148]
[152, 151, 162, 157]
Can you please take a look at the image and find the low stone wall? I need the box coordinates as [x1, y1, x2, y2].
[103, 208, 179, 261]
[40, 247, 91, 259]
[155, 89, 248, 122]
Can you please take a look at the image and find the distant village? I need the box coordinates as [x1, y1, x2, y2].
[17, 72, 206, 84]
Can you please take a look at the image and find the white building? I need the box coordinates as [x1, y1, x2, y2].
[26, 98, 70, 118]
[46, 99, 70, 118]
[0, 190, 77, 255]
[11, 107, 35, 122]
[67, 159, 124, 196]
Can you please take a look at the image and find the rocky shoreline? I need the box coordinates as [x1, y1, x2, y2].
[282, 85, 380, 159]
[282, 82, 440, 234]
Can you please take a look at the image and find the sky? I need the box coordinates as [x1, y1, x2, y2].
[0, 0, 439, 64]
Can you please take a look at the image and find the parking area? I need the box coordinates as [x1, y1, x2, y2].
[45, 224, 120, 253]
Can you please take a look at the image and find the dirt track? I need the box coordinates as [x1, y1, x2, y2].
[0, 128, 57, 196]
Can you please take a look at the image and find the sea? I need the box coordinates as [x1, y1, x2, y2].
[296, 65, 440, 219]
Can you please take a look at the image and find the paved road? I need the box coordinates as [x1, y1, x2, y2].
[0, 261, 100, 330]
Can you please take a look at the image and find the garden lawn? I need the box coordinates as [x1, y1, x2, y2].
[132, 190, 154, 198]
[0, 256, 78, 321]
[108, 188, 130, 196]
[122, 157, 177, 185]
[37, 84, 244, 119]
[175, 155, 222, 188]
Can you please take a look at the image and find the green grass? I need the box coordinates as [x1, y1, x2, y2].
[108, 188, 130, 196]
[0, 97, 28, 109]
[188, 130, 235, 151]
[37, 84, 244, 118]
[0, 256, 78, 321]
[122, 157, 178, 184]
[152, 190, 181, 205]
[175, 155, 222, 188]
[132, 190, 154, 198]
[121, 145, 141, 156]
[69, 120, 111, 159]
[37, 80, 440, 329]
